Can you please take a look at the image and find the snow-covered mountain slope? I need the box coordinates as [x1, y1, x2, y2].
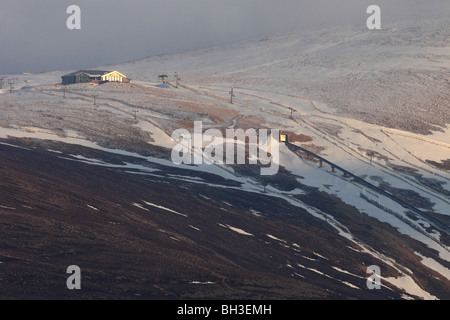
[0, 17, 449, 299]
[111, 17, 450, 134]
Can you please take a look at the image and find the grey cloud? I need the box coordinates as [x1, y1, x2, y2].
[1, 0, 449, 74]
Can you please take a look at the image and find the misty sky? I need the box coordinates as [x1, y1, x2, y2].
[1, 0, 449, 75]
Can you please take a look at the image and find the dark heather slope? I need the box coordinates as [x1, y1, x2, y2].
[0, 138, 448, 300]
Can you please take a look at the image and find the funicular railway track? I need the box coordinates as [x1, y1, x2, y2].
[283, 137, 450, 238]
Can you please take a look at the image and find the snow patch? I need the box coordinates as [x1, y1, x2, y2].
[143, 201, 188, 217]
[0, 205, 16, 210]
[415, 252, 450, 281]
[132, 202, 150, 211]
[219, 224, 253, 236]
[384, 275, 438, 300]
[189, 281, 216, 285]
[266, 234, 287, 243]
[189, 225, 201, 231]
[297, 263, 333, 279]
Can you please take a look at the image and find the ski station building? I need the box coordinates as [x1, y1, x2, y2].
[61, 70, 130, 85]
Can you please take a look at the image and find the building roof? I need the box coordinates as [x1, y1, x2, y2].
[62, 70, 112, 77]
